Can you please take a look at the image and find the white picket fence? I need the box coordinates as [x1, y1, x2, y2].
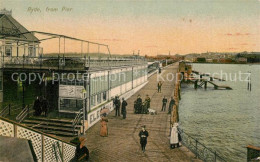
[0, 117, 76, 162]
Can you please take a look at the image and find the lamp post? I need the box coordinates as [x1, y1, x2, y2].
[22, 80, 25, 109]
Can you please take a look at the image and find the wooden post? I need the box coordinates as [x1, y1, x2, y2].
[8, 104, 11, 115]
[204, 81, 207, 89]
[42, 135, 45, 162]
[194, 80, 198, 89]
[210, 77, 213, 81]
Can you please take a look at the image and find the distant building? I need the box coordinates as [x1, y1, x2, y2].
[206, 59, 213, 63]
[236, 57, 247, 63]
[236, 52, 260, 63]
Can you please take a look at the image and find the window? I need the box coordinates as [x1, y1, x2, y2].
[103, 91, 107, 101]
[97, 93, 101, 104]
[28, 46, 34, 57]
[60, 98, 83, 111]
[5, 45, 12, 56]
[91, 96, 96, 107]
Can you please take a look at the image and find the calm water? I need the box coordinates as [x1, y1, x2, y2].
[179, 63, 260, 162]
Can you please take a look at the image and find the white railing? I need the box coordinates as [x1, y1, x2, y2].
[0, 117, 76, 162]
[16, 105, 30, 123]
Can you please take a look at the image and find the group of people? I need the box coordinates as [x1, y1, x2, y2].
[33, 96, 49, 117]
[134, 94, 151, 114]
[73, 94, 180, 161]
[113, 96, 128, 119]
[138, 122, 182, 153]
[161, 96, 175, 114]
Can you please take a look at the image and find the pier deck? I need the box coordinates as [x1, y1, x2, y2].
[83, 64, 200, 162]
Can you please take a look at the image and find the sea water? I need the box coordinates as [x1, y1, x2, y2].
[179, 63, 260, 162]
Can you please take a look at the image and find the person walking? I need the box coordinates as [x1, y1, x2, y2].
[115, 96, 121, 117]
[121, 98, 128, 119]
[100, 114, 108, 137]
[170, 123, 179, 149]
[161, 96, 167, 111]
[157, 81, 162, 93]
[139, 125, 149, 153]
[168, 97, 175, 114]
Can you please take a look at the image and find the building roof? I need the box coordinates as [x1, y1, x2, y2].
[0, 14, 39, 42]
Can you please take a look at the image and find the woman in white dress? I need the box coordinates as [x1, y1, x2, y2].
[170, 123, 179, 149]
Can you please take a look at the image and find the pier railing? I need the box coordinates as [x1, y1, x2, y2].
[0, 55, 147, 71]
[178, 128, 226, 162]
[0, 116, 76, 162]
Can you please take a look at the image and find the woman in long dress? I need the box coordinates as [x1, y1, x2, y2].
[170, 123, 179, 149]
[100, 114, 108, 137]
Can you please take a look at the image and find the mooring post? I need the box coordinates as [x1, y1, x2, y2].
[204, 81, 207, 89]
[194, 80, 198, 89]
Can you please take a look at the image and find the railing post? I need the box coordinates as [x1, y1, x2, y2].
[214, 151, 217, 162]
[62, 142, 64, 162]
[42, 135, 45, 162]
[8, 104, 11, 115]
[27, 105, 30, 118]
[195, 139, 198, 158]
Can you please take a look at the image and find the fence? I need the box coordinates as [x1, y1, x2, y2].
[178, 128, 226, 162]
[0, 54, 147, 71]
[172, 63, 226, 162]
[0, 116, 76, 162]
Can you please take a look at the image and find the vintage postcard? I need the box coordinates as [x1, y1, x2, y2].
[0, 0, 259, 161]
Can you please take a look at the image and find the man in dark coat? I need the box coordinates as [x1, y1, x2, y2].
[139, 125, 149, 153]
[145, 95, 151, 109]
[115, 96, 121, 117]
[161, 96, 167, 112]
[33, 96, 41, 116]
[168, 97, 175, 114]
[41, 97, 49, 117]
[73, 137, 89, 161]
[121, 98, 128, 119]
[136, 95, 142, 114]
[157, 81, 162, 93]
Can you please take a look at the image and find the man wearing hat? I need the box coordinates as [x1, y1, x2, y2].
[114, 96, 121, 117]
[121, 98, 128, 119]
[139, 125, 149, 153]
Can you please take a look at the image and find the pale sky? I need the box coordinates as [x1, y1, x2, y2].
[1, 0, 260, 55]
